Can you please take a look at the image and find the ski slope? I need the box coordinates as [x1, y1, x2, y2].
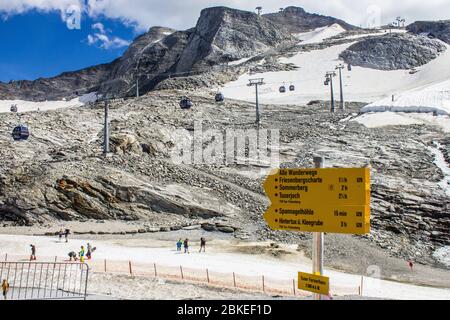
[0, 234, 449, 300]
[0, 92, 97, 114]
[295, 24, 346, 45]
[221, 35, 450, 106]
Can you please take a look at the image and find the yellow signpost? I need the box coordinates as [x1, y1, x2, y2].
[264, 168, 370, 207]
[264, 204, 370, 234]
[263, 168, 371, 234]
[298, 272, 330, 296]
[263, 164, 372, 299]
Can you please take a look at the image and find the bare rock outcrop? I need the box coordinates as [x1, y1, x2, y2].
[339, 33, 446, 70]
[407, 20, 450, 44]
[263, 6, 357, 33]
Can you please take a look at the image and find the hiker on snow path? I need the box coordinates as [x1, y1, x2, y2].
[199, 237, 206, 253]
[30, 244, 36, 261]
[183, 239, 190, 254]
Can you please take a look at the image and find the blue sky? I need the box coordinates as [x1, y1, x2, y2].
[1, 0, 449, 83]
[0, 10, 135, 82]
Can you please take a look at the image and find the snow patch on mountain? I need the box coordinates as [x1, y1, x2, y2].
[427, 141, 450, 196]
[295, 23, 346, 44]
[362, 79, 450, 115]
[229, 57, 253, 66]
[0, 92, 97, 114]
[433, 246, 450, 267]
[352, 112, 450, 133]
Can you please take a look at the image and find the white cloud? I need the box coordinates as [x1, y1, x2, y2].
[1, 0, 450, 31]
[85, 0, 450, 31]
[87, 22, 130, 49]
[87, 34, 95, 45]
[0, 0, 83, 27]
[0, 0, 81, 13]
[92, 22, 105, 33]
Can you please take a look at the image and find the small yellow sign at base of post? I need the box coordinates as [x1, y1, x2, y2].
[298, 272, 330, 296]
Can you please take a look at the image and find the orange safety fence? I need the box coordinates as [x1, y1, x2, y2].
[0, 253, 359, 298]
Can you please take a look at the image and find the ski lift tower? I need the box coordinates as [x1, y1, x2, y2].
[104, 98, 110, 155]
[99, 93, 114, 155]
[325, 71, 337, 113]
[256, 7, 262, 17]
[401, 18, 406, 28]
[388, 23, 394, 33]
[335, 64, 346, 111]
[248, 78, 265, 125]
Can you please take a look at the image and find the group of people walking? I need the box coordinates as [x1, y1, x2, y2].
[176, 237, 206, 254]
[28, 242, 96, 263]
[68, 243, 96, 262]
[56, 229, 96, 262]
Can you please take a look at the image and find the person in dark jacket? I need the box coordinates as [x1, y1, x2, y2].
[199, 237, 206, 253]
[68, 251, 77, 261]
[30, 244, 36, 261]
[64, 229, 70, 243]
[183, 239, 190, 254]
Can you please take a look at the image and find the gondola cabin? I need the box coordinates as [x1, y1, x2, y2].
[12, 125, 30, 141]
[215, 93, 225, 103]
[179, 98, 193, 109]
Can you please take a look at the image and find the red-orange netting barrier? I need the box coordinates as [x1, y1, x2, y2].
[0, 253, 357, 298]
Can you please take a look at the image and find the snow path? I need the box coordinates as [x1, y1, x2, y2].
[0, 234, 449, 300]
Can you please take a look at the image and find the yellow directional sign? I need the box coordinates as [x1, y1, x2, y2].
[298, 272, 329, 295]
[264, 204, 370, 234]
[263, 168, 371, 234]
[264, 168, 370, 206]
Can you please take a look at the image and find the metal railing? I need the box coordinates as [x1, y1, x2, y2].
[0, 261, 89, 300]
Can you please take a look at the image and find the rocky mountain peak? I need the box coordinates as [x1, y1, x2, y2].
[175, 6, 296, 72]
[281, 6, 307, 15]
[263, 6, 357, 33]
